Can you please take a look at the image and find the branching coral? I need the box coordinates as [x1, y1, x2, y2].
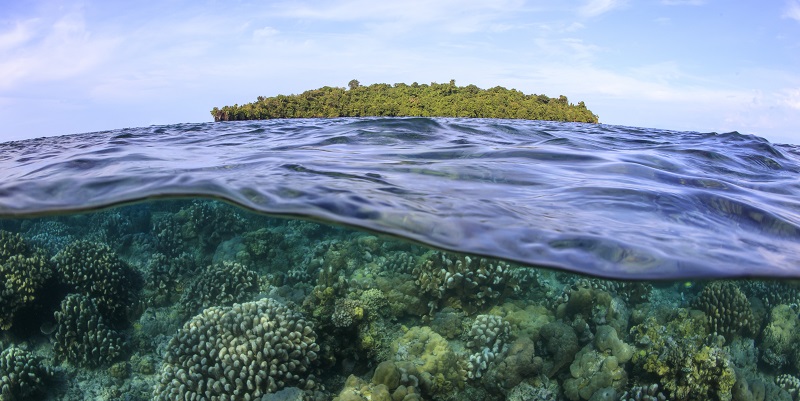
[154, 298, 321, 400]
[692, 281, 754, 342]
[53, 294, 125, 368]
[0, 230, 53, 330]
[0, 346, 52, 400]
[465, 314, 511, 379]
[630, 315, 736, 401]
[411, 250, 533, 315]
[179, 260, 260, 316]
[52, 240, 139, 324]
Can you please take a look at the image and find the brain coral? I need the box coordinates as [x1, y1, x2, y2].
[53, 294, 125, 368]
[52, 240, 139, 324]
[154, 298, 321, 401]
[0, 230, 53, 330]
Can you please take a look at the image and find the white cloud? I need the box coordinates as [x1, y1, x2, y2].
[780, 87, 800, 109]
[784, 0, 800, 21]
[253, 26, 279, 40]
[579, 0, 627, 18]
[0, 12, 119, 91]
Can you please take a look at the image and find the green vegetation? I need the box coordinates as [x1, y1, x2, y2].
[211, 79, 599, 123]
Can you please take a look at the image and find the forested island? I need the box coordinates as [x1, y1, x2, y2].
[211, 80, 599, 123]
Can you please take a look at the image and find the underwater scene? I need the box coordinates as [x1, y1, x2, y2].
[0, 199, 798, 401]
[0, 118, 799, 401]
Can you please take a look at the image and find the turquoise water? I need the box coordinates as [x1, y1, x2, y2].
[0, 118, 799, 400]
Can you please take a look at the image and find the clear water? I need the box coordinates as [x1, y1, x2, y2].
[0, 118, 799, 401]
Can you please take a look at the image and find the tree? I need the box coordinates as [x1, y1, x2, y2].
[210, 80, 599, 123]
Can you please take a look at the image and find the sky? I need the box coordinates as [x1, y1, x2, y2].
[1, 0, 799, 144]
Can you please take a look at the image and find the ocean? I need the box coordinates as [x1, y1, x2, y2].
[0, 117, 798, 401]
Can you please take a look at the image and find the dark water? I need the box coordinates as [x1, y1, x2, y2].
[2, 118, 798, 279]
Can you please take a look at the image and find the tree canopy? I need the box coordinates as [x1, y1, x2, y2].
[211, 80, 599, 123]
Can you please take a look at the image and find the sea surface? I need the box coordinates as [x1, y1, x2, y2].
[1, 118, 798, 278]
[1, 117, 800, 401]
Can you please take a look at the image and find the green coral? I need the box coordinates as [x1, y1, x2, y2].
[692, 281, 755, 342]
[179, 260, 260, 316]
[563, 326, 631, 401]
[760, 304, 800, 369]
[53, 294, 125, 368]
[0, 230, 53, 330]
[0, 346, 52, 400]
[391, 326, 466, 398]
[52, 240, 139, 324]
[173, 200, 245, 252]
[411, 250, 531, 315]
[631, 314, 736, 401]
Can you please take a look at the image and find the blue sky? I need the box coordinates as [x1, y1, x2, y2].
[1, 0, 799, 144]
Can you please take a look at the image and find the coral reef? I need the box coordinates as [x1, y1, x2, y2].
[0, 230, 53, 330]
[507, 382, 557, 401]
[539, 321, 580, 377]
[619, 384, 669, 401]
[571, 277, 652, 304]
[630, 314, 736, 401]
[179, 260, 260, 316]
[53, 294, 125, 368]
[563, 326, 631, 400]
[21, 220, 75, 255]
[0, 346, 52, 400]
[391, 326, 466, 399]
[411, 250, 532, 315]
[777, 374, 800, 400]
[145, 251, 197, 306]
[154, 298, 321, 400]
[480, 337, 543, 395]
[556, 283, 630, 339]
[332, 298, 365, 329]
[333, 361, 425, 401]
[759, 304, 800, 370]
[465, 314, 511, 379]
[692, 281, 755, 342]
[174, 200, 245, 252]
[52, 240, 139, 323]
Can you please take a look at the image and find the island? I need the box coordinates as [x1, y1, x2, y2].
[211, 80, 599, 123]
